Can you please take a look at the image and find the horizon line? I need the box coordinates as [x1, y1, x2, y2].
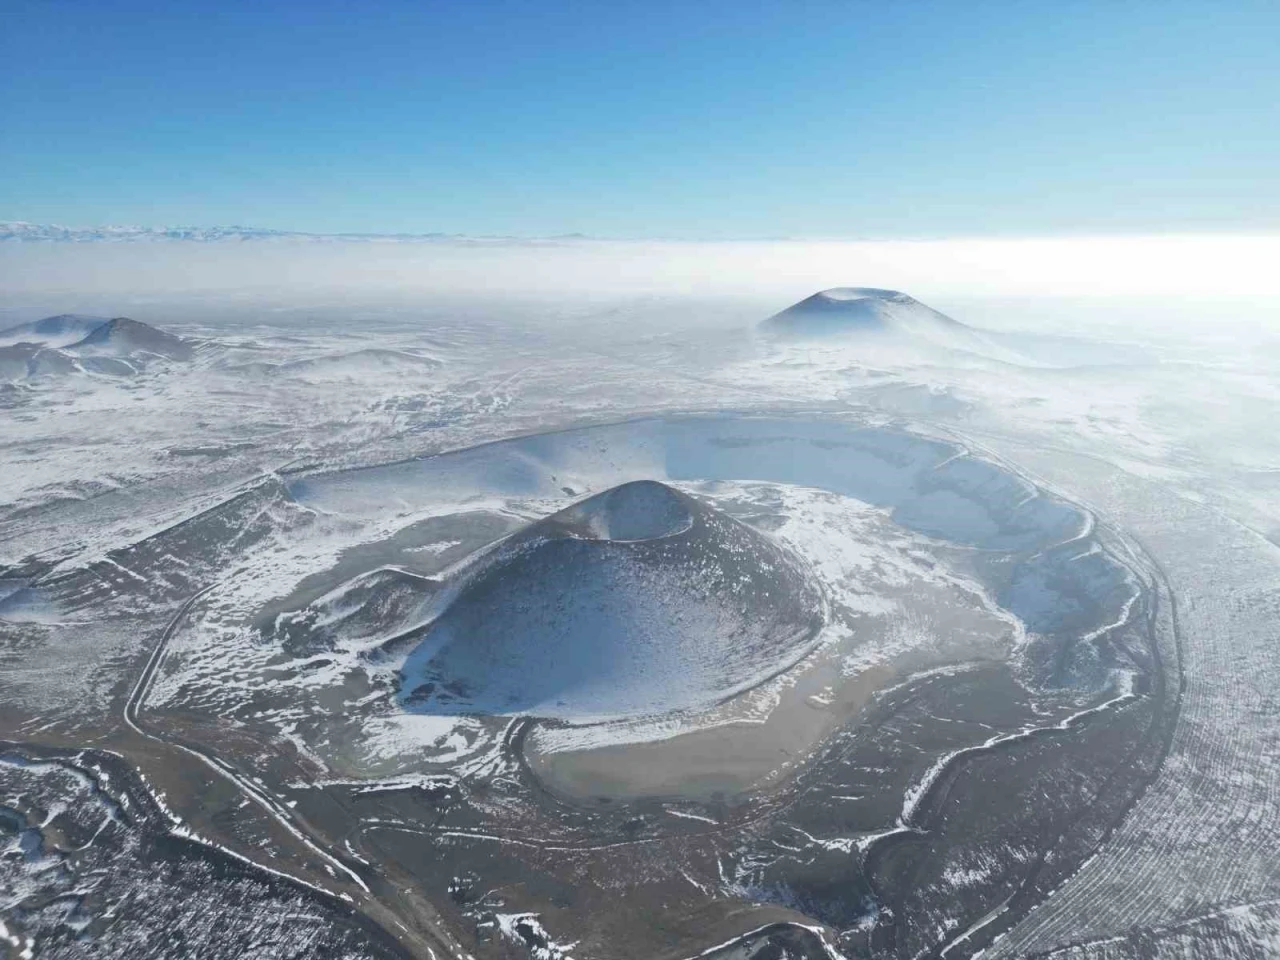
[5, 219, 1280, 246]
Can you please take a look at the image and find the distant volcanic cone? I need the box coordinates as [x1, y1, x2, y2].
[0, 314, 110, 348]
[399, 480, 825, 722]
[67, 317, 193, 361]
[762, 287, 965, 338]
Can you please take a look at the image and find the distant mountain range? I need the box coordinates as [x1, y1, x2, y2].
[0, 221, 586, 244]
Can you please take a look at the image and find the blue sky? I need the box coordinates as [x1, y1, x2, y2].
[3, 0, 1277, 238]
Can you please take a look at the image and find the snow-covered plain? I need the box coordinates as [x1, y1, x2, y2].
[2, 245, 1279, 960]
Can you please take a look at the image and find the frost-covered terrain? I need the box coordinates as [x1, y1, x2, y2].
[2, 265, 1278, 960]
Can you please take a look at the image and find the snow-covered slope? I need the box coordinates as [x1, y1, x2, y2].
[235, 348, 442, 382]
[0, 342, 80, 380]
[273, 566, 442, 658]
[67, 317, 193, 361]
[760, 288, 1152, 369]
[0, 315, 196, 380]
[398, 480, 825, 722]
[760, 286, 1024, 361]
[0, 314, 109, 347]
[763, 287, 966, 339]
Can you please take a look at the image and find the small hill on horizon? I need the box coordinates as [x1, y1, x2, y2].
[762, 287, 967, 339]
[0, 314, 111, 348]
[67, 317, 194, 361]
[0, 315, 197, 381]
[760, 287, 1150, 368]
